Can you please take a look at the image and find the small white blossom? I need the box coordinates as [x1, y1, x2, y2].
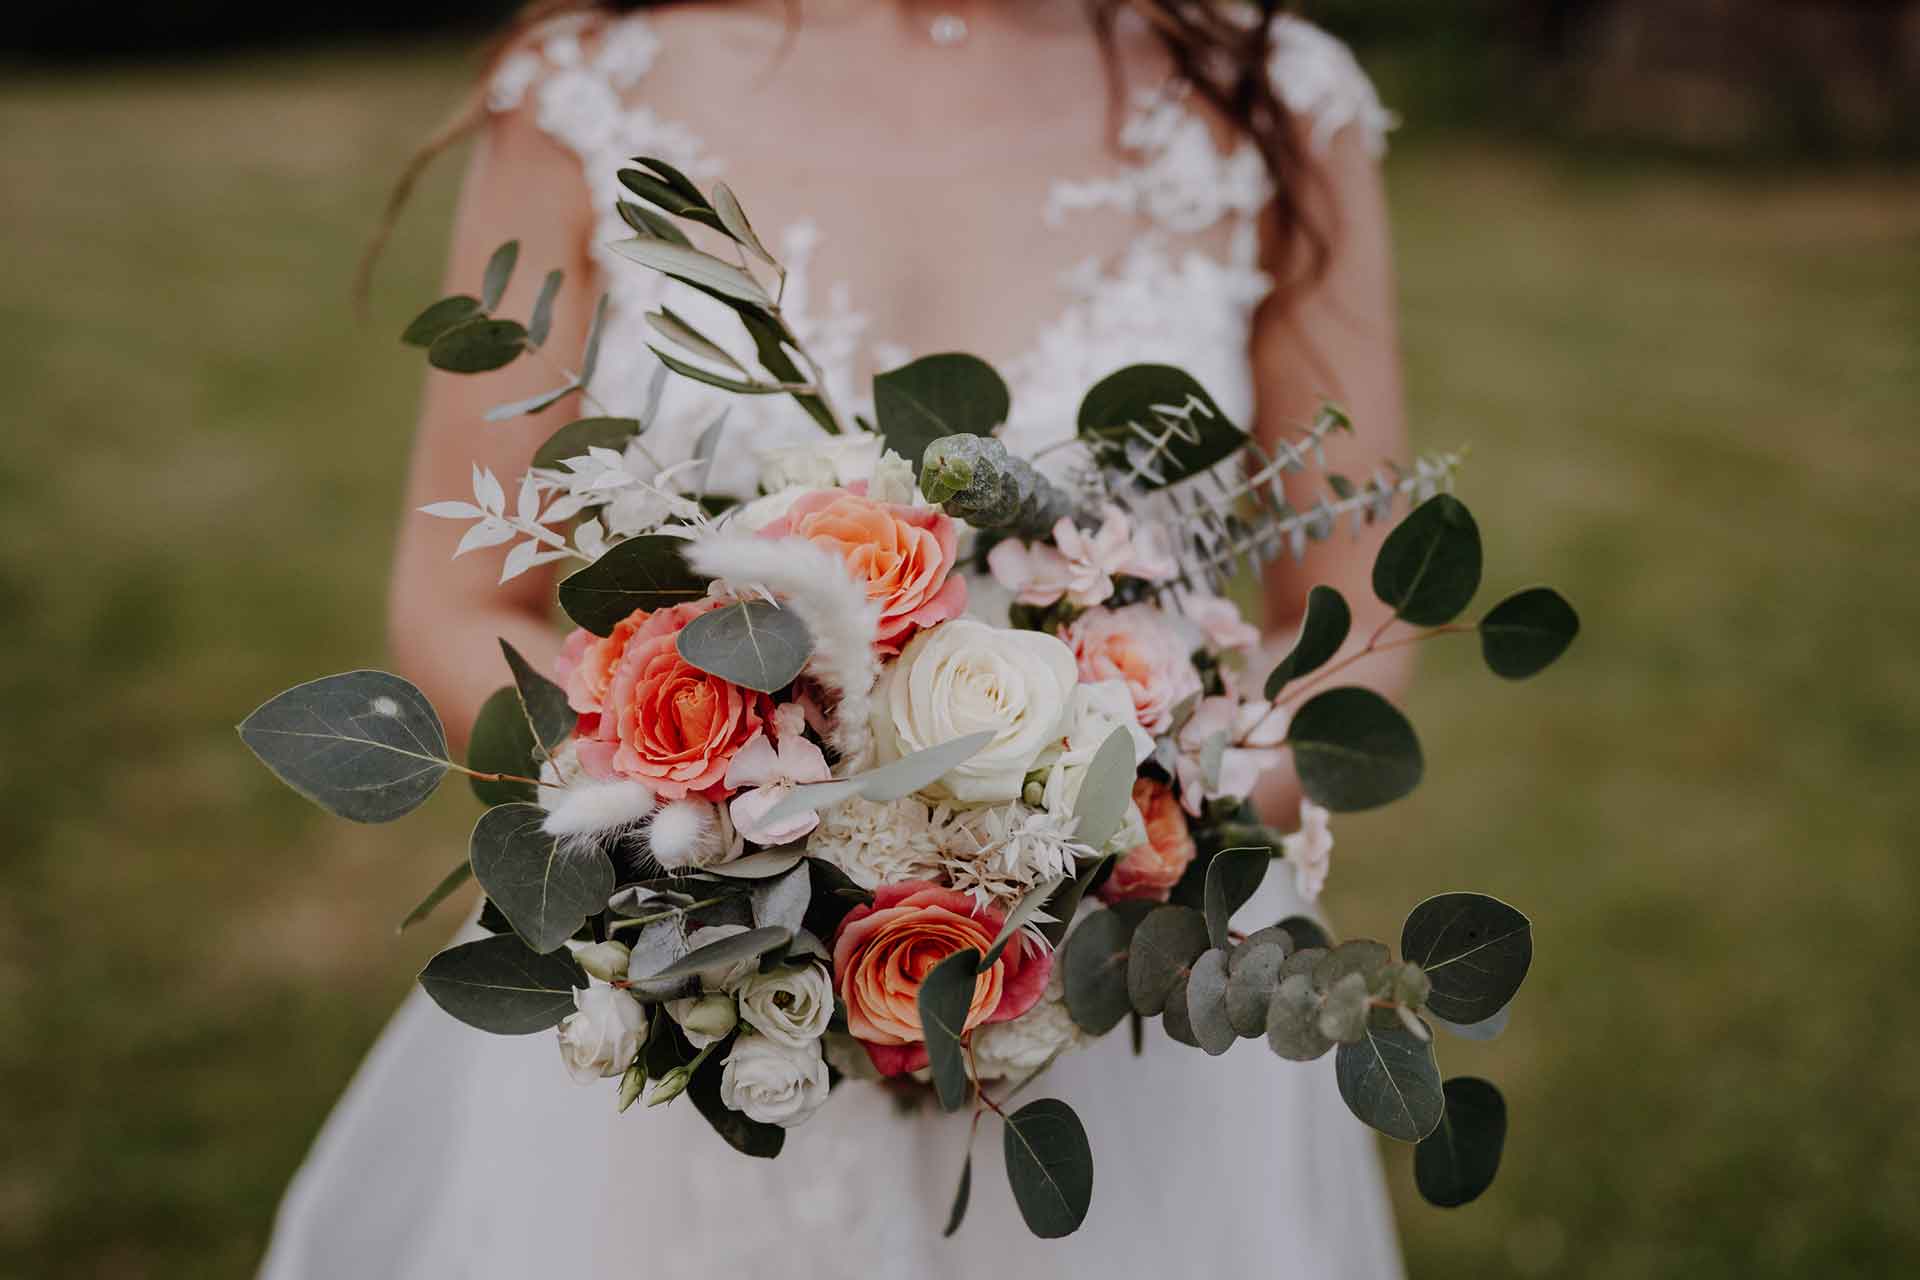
[736, 963, 834, 1049]
[555, 985, 646, 1084]
[719, 1035, 830, 1129]
[1281, 799, 1334, 902]
[805, 795, 945, 890]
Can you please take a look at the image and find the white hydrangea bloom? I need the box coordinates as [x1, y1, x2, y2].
[806, 796, 945, 890]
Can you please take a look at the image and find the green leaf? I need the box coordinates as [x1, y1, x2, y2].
[645, 306, 746, 374]
[480, 239, 519, 310]
[1202, 846, 1270, 950]
[1125, 905, 1209, 1017]
[1317, 971, 1373, 1042]
[398, 859, 473, 932]
[1401, 893, 1533, 1025]
[761, 731, 996, 826]
[645, 926, 792, 985]
[1184, 948, 1236, 1055]
[531, 416, 643, 471]
[982, 880, 1059, 969]
[735, 307, 838, 435]
[711, 180, 777, 267]
[1335, 1008, 1445, 1141]
[675, 600, 812, 693]
[401, 294, 481, 347]
[499, 638, 573, 758]
[1287, 686, 1424, 812]
[1235, 923, 1299, 963]
[943, 1152, 973, 1238]
[467, 687, 539, 807]
[609, 237, 772, 307]
[1479, 587, 1580, 679]
[1037, 853, 1113, 947]
[1060, 904, 1140, 1035]
[428, 317, 528, 374]
[1276, 915, 1332, 952]
[482, 383, 574, 422]
[556, 534, 709, 635]
[1160, 970, 1198, 1047]
[237, 670, 449, 823]
[649, 346, 785, 395]
[687, 1046, 785, 1158]
[918, 947, 982, 1112]
[1071, 727, 1140, 853]
[1076, 364, 1245, 487]
[1372, 494, 1482, 626]
[1314, 938, 1392, 993]
[1266, 971, 1335, 1061]
[1432, 1005, 1511, 1042]
[1416, 1077, 1508, 1207]
[1002, 1098, 1094, 1239]
[469, 802, 616, 954]
[749, 864, 812, 936]
[618, 163, 727, 234]
[617, 198, 694, 247]
[527, 268, 563, 347]
[1265, 585, 1351, 697]
[1225, 939, 1288, 1038]
[873, 353, 1011, 471]
[417, 933, 584, 1034]
[579, 293, 610, 387]
[709, 849, 804, 880]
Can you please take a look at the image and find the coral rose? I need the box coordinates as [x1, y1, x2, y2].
[830, 881, 1053, 1077]
[1060, 603, 1203, 736]
[761, 488, 965, 654]
[553, 609, 649, 715]
[1098, 779, 1197, 904]
[570, 599, 772, 801]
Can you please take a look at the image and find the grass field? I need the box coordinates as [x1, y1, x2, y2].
[2, 39, 1917, 1280]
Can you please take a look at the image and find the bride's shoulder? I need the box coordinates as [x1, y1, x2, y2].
[485, 6, 779, 118]
[1262, 14, 1397, 157]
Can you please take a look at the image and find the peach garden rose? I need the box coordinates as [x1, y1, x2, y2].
[1060, 602, 1203, 736]
[830, 881, 1053, 1077]
[1098, 778, 1198, 904]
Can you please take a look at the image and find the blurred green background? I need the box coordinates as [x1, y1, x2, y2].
[3, 7, 1918, 1278]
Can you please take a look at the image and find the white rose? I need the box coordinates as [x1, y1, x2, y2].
[666, 991, 739, 1048]
[872, 619, 1079, 805]
[719, 1035, 831, 1128]
[555, 985, 647, 1085]
[736, 963, 834, 1048]
[730, 486, 809, 533]
[865, 447, 919, 506]
[756, 432, 882, 492]
[1039, 679, 1155, 845]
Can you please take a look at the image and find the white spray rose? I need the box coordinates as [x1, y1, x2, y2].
[1039, 679, 1154, 848]
[719, 1035, 831, 1128]
[555, 985, 647, 1085]
[871, 619, 1079, 805]
[756, 432, 883, 492]
[737, 963, 834, 1048]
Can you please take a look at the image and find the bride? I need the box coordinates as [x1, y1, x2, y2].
[262, 1, 1411, 1274]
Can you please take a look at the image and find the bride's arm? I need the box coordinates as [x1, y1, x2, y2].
[1247, 125, 1412, 824]
[388, 101, 598, 753]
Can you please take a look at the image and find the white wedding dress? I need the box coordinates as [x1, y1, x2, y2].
[260, 11, 1404, 1277]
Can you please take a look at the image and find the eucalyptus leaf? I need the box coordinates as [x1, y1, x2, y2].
[1401, 893, 1532, 1025]
[1060, 905, 1137, 1035]
[556, 534, 708, 635]
[1037, 853, 1112, 947]
[919, 947, 982, 1112]
[1276, 915, 1332, 952]
[470, 802, 615, 954]
[1287, 686, 1424, 812]
[749, 864, 811, 934]
[625, 918, 694, 1000]
[1202, 846, 1270, 950]
[1372, 494, 1482, 626]
[467, 687, 539, 807]
[1235, 924, 1298, 966]
[527, 268, 563, 347]
[482, 383, 574, 422]
[1479, 587, 1580, 680]
[428, 317, 527, 374]
[1072, 727, 1139, 853]
[1432, 1005, 1511, 1042]
[1265, 585, 1351, 697]
[645, 926, 792, 985]
[1415, 1078, 1508, 1207]
[1076, 364, 1244, 486]
[1002, 1098, 1094, 1239]
[499, 638, 573, 758]
[874, 353, 1010, 471]
[1125, 905, 1209, 1017]
[579, 293, 610, 387]
[1335, 1008, 1445, 1142]
[237, 670, 449, 823]
[398, 860, 473, 932]
[708, 850, 805, 880]
[1266, 971, 1335, 1061]
[944, 1152, 973, 1238]
[480, 239, 519, 310]
[1316, 971, 1373, 1043]
[761, 731, 996, 826]
[1313, 938, 1392, 993]
[609, 238, 773, 307]
[1184, 948, 1236, 1055]
[688, 1049, 785, 1158]
[675, 600, 812, 693]
[417, 933, 584, 1035]
[1224, 940, 1288, 1037]
[401, 294, 480, 347]
[531, 416, 642, 471]
[982, 879, 1060, 969]
[1160, 971, 1198, 1047]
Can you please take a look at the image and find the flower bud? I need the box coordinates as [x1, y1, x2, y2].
[645, 1065, 692, 1108]
[669, 992, 739, 1047]
[572, 940, 632, 984]
[617, 1061, 646, 1113]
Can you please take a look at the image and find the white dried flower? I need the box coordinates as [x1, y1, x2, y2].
[940, 803, 1088, 910]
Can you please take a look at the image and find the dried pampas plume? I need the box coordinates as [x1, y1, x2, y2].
[539, 778, 656, 850]
[684, 531, 882, 762]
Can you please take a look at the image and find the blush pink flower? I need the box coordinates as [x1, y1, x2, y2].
[761, 488, 966, 655]
[724, 703, 832, 844]
[1099, 779, 1198, 904]
[1172, 695, 1290, 817]
[986, 505, 1176, 609]
[1178, 590, 1262, 653]
[571, 599, 773, 801]
[830, 881, 1054, 1077]
[1060, 603, 1203, 736]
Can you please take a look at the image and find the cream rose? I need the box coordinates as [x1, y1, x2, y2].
[718, 1035, 831, 1128]
[555, 985, 647, 1085]
[737, 963, 835, 1048]
[871, 619, 1079, 805]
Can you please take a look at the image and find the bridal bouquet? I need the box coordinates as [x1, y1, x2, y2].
[240, 159, 1579, 1237]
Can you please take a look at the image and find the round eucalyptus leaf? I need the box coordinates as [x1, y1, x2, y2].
[1125, 906, 1210, 1017]
[874, 352, 1011, 471]
[1276, 915, 1332, 953]
[417, 933, 584, 1035]
[1287, 686, 1424, 812]
[1061, 906, 1137, 1035]
[401, 294, 481, 348]
[428, 317, 528, 374]
[1401, 892, 1533, 1026]
[1071, 728, 1140, 853]
[1002, 1098, 1094, 1239]
[1415, 1077, 1508, 1207]
[1335, 1008, 1445, 1142]
[1371, 493, 1482, 625]
[1076, 364, 1244, 486]
[1432, 1005, 1511, 1042]
[1225, 940, 1288, 1038]
[1229, 927, 1294, 974]
[748, 864, 811, 934]
[675, 600, 813, 693]
[1313, 939, 1392, 994]
[1160, 971, 1199, 1048]
[645, 925, 792, 985]
[238, 670, 449, 823]
[498, 638, 573, 758]
[1316, 971, 1373, 1043]
[1266, 972, 1334, 1061]
[1202, 846, 1270, 950]
[919, 948, 983, 1112]
[556, 534, 709, 635]
[1184, 949, 1236, 1056]
[1265, 585, 1352, 697]
[469, 803, 615, 955]
[1479, 587, 1580, 679]
[467, 687, 538, 807]
[707, 850, 805, 880]
[1279, 945, 1327, 984]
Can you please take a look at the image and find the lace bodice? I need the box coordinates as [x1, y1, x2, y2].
[487, 9, 1391, 496]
